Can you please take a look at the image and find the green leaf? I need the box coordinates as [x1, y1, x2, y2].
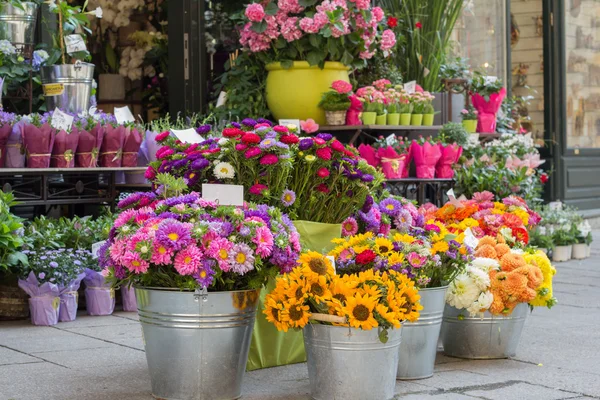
[378, 329, 389, 344]
[105, 43, 118, 73]
[308, 34, 320, 49]
[264, 2, 279, 15]
[250, 21, 267, 33]
[340, 51, 354, 66]
[281, 60, 294, 69]
[275, 37, 287, 49]
[299, 0, 317, 6]
[306, 51, 323, 66]
[321, 26, 332, 38]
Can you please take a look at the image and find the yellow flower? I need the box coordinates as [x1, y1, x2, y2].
[307, 275, 332, 303]
[524, 250, 557, 307]
[305, 155, 316, 162]
[512, 208, 530, 226]
[393, 233, 415, 244]
[285, 278, 310, 302]
[263, 296, 290, 332]
[374, 237, 394, 256]
[359, 283, 382, 298]
[299, 251, 334, 280]
[376, 304, 401, 329]
[494, 202, 507, 211]
[283, 299, 311, 329]
[431, 241, 449, 255]
[352, 245, 370, 254]
[343, 293, 379, 330]
[329, 278, 356, 305]
[387, 252, 404, 267]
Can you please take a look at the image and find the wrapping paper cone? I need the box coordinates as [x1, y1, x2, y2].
[403, 143, 413, 178]
[346, 95, 363, 125]
[121, 127, 143, 167]
[99, 125, 125, 167]
[435, 143, 463, 178]
[5, 122, 25, 168]
[83, 268, 115, 316]
[247, 221, 342, 371]
[75, 124, 104, 167]
[51, 129, 80, 168]
[18, 272, 60, 326]
[471, 87, 507, 133]
[410, 141, 442, 179]
[58, 273, 85, 322]
[0, 124, 12, 167]
[121, 285, 137, 312]
[23, 123, 55, 168]
[381, 155, 407, 179]
[358, 143, 379, 167]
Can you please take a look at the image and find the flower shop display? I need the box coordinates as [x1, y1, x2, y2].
[384, 87, 401, 125]
[99, 119, 126, 168]
[551, 229, 575, 262]
[345, 94, 363, 125]
[537, 202, 592, 261]
[469, 72, 507, 133]
[318, 80, 352, 125]
[21, 113, 55, 168]
[17, 271, 60, 326]
[239, 0, 396, 124]
[6, 118, 26, 168]
[573, 219, 592, 260]
[461, 104, 478, 133]
[410, 137, 442, 179]
[103, 182, 300, 400]
[264, 251, 420, 400]
[74, 114, 104, 168]
[399, 91, 413, 125]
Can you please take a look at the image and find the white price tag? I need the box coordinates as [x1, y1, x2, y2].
[171, 128, 203, 144]
[464, 228, 479, 249]
[91, 240, 106, 260]
[216, 91, 228, 107]
[326, 255, 336, 275]
[279, 119, 301, 131]
[548, 201, 563, 211]
[114, 106, 136, 124]
[201, 184, 244, 206]
[484, 76, 498, 85]
[404, 80, 417, 94]
[51, 108, 74, 131]
[64, 34, 87, 54]
[447, 188, 464, 208]
[385, 134, 396, 146]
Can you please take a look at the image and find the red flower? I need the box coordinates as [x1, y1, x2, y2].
[415, 21, 422, 29]
[235, 143, 248, 151]
[155, 131, 170, 142]
[241, 133, 261, 144]
[343, 149, 356, 158]
[184, 143, 199, 154]
[540, 173, 549, 184]
[245, 147, 262, 159]
[387, 16, 398, 28]
[254, 123, 271, 129]
[511, 227, 529, 245]
[330, 140, 345, 152]
[280, 134, 300, 144]
[249, 183, 268, 196]
[222, 127, 244, 137]
[314, 137, 326, 146]
[356, 250, 376, 265]
[139, 196, 152, 207]
[316, 183, 330, 193]
[317, 167, 330, 178]
[260, 154, 279, 165]
[144, 167, 156, 180]
[316, 147, 332, 160]
[273, 125, 289, 133]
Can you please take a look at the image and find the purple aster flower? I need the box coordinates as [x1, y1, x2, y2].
[241, 118, 257, 127]
[231, 122, 241, 129]
[194, 259, 215, 287]
[184, 170, 200, 186]
[413, 214, 425, 228]
[380, 198, 402, 217]
[257, 118, 273, 126]
[298, 138, 313, 150]
[172, 159, 188, 169]
[49, 261, 58, 268]
[239, 226, 251, 236]
[269, 246, 296, 273]
[259, 138, 276, 149]
[156, 219, 193, 250]
[362, 195, 374, 213]
[196, 124, 212, 135]
[361, 174, 374, 183]
[316, 133, 332, 141]
[394, 209, 413, 232]
[281, 190, 296, 207]
[191, 158, 210, 170]
[275, 141, 289, 149]
[446, 250, 458, 260]
[448, 240, 461, 250]
[118, 192, 143, 209]
[264, 130, 277, 138]
[229, 243, 255, 275]
[38, 272, 45, 279]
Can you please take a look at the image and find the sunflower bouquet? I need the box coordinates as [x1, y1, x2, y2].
[264, 251, 421, 340]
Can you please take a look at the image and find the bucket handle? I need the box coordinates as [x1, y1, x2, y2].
[309, 313, 346, 324]
[74, 60, 82, 71]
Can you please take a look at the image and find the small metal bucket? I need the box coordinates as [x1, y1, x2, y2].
[136, 287, 260, 400]
[303, 324, 402, 400]
[40, 62, 95, 114]
[440, 303, 528, 359]
[397, 286, 447, 380]
[0, 2, 38, 48]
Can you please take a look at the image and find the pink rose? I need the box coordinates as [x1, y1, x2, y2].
[245, 3, 265, 22]
[332, 80, 353, 94]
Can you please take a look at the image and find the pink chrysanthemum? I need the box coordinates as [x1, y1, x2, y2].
[201, 230, 220, 251]
[341, 217, 359, 236]
[173, 244, 203, 276]
[114, 209, 137, 229]
[207, 237, 234, 272]
[122, 251, 149, 274]
[253, 226, 274, 257]
[259, 154, 279, 165]
[151, 242, 174, 265]
[110, 239, 127, 263]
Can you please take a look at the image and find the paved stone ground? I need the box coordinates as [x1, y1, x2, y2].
[1, 234, 599, 400]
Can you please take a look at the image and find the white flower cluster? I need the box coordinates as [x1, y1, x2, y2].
[89, 0, 144, 29]
[119, 46, 146, 81]
[445, 257, 498, 316]
[487, 132, 536, 152]
[0, 40, 16, 56]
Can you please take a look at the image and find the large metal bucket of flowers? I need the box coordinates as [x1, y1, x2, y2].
[0, 2, 38, 48]
[40, 62, 94, 114]
[136, 287, 260, 400]
[440, 303, 528, 359]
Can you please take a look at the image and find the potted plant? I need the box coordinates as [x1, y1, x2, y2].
[103, 176, 301, 400]
[469, 72, 506, 133]
[399, 90, 412, 125]
[530, 229, 554, 255]
[265, 249, 421, 400]
[239, 0, 396, 124]
[422, 91, 436, 126]
[0, 0, 41, 49]
[356, 85, 383, 125]
[318, 80, 352, 126]
[552, 229, 576, 262]
[384, 86, 401, 125]
[410, 91, 425, 125]
[39, 0, 101, 114]
[572, 219, 591, 260]
[461, 104, 478, 133]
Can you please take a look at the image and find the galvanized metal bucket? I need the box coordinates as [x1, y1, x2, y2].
[303, 324, 402, 400]
[0, 2, 38, 48]
[440, 303, 528, 359]
[40, 62, 95, 114]
[136, 287, 259, 400]
[397, 286, 447, 380]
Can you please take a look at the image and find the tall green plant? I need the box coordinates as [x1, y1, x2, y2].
[380, 0, 463, 91]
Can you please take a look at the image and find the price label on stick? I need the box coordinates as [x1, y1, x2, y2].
[279, 119, 301, 131]
[64, 34, 87, 54]
[51, 108, 74, 132]
[171, 128, 202, 144]
[91, 241, 106, 260]
[385, 134, 396, 146]
[114, 106, 135, 124]
[404, 80, 417, 94]
[202, 184, 244, 206]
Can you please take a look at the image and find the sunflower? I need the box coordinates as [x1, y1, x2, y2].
[431, 241, 449, 255]
[359, 283, 382, 298]
[393, 233, 415, 244]
[343, 293, 378, 330]
[283, 299, 311, 328]
[375, 304, 401, 329]
[307, 275, 332, 303]
[374, 237, 394, 256]
[329, 278, 356, 305]
[299, 251, 334, 279]
[285, 278, 310, 302]
[263, 296, 290, 332]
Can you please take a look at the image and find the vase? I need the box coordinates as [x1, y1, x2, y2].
[98, 73, 126, 101]
[397, 286, 447, 380]
[423, 114, 434, 126]
[325, 110, 347, 126]
[136, 287, 259, 400]
[361, 111, 377, 125]
[552, 245, 572, 262]
[411, 114, 423, 126]
[40, 62, 95, 114]
[440, 303, 528, 359]
[387, 113, 400, 125]
[462, 120, 477, 133]
[304, 324, 402, 400]
[400, 113, 411, 126]
[375, 114, 387, 125]
[0, 2, 38, 48]
[572, 243, 587, 260]
[266, 61, 350, 125]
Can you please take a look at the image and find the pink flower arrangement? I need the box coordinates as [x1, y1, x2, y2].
[332, 80, 353, 94]
[245, 3, 265, 22]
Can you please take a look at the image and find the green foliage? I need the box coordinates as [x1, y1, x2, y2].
[529, 230, 554, 250]
[364, 101, 384, 115]
[0, 192, 27, 274]
[552, 229, 577, 246]
[438, 122, 469, 146]
[46, 0, 95, 64]
[422, 102, 434, 114]
[352, 51, 404, 88]
[440, 57, 471, 81]
[155, 174, 188, 199]
[318, 90, 351, 111]
[470, 71, 504, 100]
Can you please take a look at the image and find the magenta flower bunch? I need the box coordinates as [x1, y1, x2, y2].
[102, 192, 301, 291]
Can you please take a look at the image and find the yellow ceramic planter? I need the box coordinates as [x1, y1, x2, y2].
[462, 120, 477, 133]
[266, 61, 350, 125]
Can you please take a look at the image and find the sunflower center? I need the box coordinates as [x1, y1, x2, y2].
[168, 233, 179, 241]
[236, 252, 247, 263]
[333, 293, 346, 303]
[379, 245, 389, 253]
[308, 258, 327, 275]
[271, 307, 279, 320]
[352, 304, 370, 321]
[289, 305, 304, 321]
[311, 283, 324, 296]
[219, 249, 228, 259]
[295, 287, 304, 299]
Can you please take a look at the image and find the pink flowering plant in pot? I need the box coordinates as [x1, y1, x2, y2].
[318, 80, 353, 125]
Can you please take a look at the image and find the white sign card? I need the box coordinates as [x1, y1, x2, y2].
[114, 106, 136, 124]
[64, 34, 87, 54]
[464, 228, 479, 249]
[51, 108, 74, 131]
[91, 240, 106, 260]
[484, 76, 498, 85]
[279, 119, 301, 131]
[385, 134, 396, 146]
[404, 80, 417, 94]
[216, 91, 228, 107]
[171, 128, 203, 144]
[201, 184, 244, 206]
[326, 256, 336, 274]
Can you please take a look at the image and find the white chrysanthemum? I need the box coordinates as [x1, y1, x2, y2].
[477, 291, 493, 310]
[445, 274, 481, 310]
[466, 265, 491, 291]
[214, 162, 235, 179]
[470, 257, 500, 272]
[218, 138, 229, 146]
